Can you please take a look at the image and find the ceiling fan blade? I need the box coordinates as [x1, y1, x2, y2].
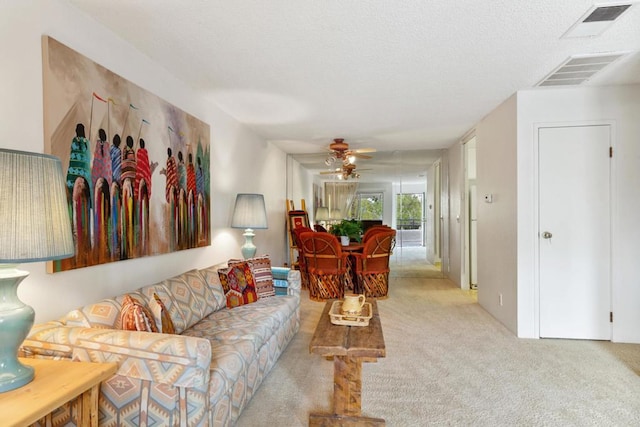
[355, 148, 376, 153]
[351, 153, 372, 159]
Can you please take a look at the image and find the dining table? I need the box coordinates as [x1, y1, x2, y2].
[341, 242, 364, 293]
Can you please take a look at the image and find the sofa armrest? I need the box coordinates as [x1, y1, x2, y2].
[23, 325, 211, 388]
[286, 269, 301, 298]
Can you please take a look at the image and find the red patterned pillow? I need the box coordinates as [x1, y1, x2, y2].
[217, 262, 259, 308]
[229, 255, 276, 299]
[150, 293, 176, 334]
[120, 295, 158, 332]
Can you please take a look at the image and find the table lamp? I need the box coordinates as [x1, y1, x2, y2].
[231, 193, 268, 259]
[0, 149, 74, 393]
[315, 206, 329, 223]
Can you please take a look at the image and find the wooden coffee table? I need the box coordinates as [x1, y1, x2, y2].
[309, 299, 386, 426]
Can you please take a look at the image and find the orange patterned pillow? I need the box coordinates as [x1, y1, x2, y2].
[217, 262, 259, 308]
[151, 293, 176, 334]
[229, 255, 276, 299]
[120, 294, 158, 332]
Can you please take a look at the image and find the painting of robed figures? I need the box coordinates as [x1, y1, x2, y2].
[42, 37, 211, 273]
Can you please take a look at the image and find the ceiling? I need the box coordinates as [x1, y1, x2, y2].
[65, 0, 640, 183]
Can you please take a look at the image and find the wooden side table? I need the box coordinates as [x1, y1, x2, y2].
[309, 299, 386, 426]
[0, 358, 117, 427]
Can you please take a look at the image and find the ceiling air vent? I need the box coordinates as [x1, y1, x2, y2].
[562, 2, 635, 38]
[537, 53, 627, 87]
[583, 4, 632, 21]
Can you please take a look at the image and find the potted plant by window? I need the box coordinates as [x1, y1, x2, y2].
[330, 219, 363, 246]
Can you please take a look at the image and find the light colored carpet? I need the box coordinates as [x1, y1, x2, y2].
[237, 276, 640, 426]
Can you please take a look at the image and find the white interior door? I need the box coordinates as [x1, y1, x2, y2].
[538, 125, 611, 340]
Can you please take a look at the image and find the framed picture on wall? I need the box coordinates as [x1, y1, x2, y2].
[42, 36, 212, 273]
[288, 210, 309, 245]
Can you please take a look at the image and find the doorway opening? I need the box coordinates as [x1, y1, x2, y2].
[464, 137, 478, 290]
[396, 192, 424, 247]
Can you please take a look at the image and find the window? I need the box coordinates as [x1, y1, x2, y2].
[396, 193, 423, 230]
[349, 192, 383, 220]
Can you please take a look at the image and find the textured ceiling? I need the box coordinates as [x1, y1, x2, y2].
[65, 0, 640, 182]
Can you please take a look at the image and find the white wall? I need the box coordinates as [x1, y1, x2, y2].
[516, 85, 640, 342]
[1, 0, 287, 323]
[475, 94, 518, 334]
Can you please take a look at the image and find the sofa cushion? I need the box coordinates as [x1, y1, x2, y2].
[218, 262, 258, 308]
[62, 299, 121, 329]
[137, 284, 188, 334]
[150, 293, 176, 334]
[183, 269, 218, 318]
[161, 273, 209, 331]
[62, 290, 149, 329]
[199, 265, 228, 311]
[183, 295, 299, 354]
[229, 256, 276, 299]
[120, 295, 158, 332]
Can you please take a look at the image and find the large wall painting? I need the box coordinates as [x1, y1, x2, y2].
[42, 36, 211, 273]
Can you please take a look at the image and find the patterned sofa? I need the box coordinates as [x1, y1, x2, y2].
[20, 262, 301, 426]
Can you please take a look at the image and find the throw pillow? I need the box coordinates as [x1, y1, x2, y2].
[217, 262, 259, 308]
[271, 266, 290, 280]
[229, 255, 276, 299]
[120, 294, 158, 332]
[149, 293, 176, 334]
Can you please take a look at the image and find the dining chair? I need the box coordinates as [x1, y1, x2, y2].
[299, 231, 349, 301]
[362, 225, 392, 243]
[352, 229, 396, 298]
[292, 226, 314, 290]
[313, 224, 327, 232]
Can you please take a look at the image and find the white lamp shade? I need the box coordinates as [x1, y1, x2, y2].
[330, 208, 342, 220]
[315, 206, 330, 221]
[0, 149, 74, 263]
[231, 193, 268, 229]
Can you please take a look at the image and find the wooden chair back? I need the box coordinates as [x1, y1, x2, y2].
[356, 229, 396, 273]
[299, 231, 347, 274]
[362, 225, 392, 242]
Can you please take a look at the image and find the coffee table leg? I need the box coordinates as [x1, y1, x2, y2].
[334, 356, 361, 416]
[309, 355, 385, 426]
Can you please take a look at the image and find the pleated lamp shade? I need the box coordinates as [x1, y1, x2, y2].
[0, 149, 74, 262]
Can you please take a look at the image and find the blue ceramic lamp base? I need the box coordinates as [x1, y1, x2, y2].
[241, 228, 257, 259]
[0, 265, 35, 393]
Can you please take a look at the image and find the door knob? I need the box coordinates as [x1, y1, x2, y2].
[541, 231, 552, 239]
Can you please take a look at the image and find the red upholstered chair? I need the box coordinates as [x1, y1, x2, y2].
[299, 231, 349, 301]
[353, 229, 396, 298]
[313, 224, 327, 232]
[362, 225, 391, 243]
[292, 226, 314, 290]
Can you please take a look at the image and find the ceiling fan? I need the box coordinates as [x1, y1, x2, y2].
[320, 163, 370, 180]
[325, 138, 376, 166]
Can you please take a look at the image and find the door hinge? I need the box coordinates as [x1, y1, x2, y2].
[610, 311, 613, 323]
[610, 147, 613, 158]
